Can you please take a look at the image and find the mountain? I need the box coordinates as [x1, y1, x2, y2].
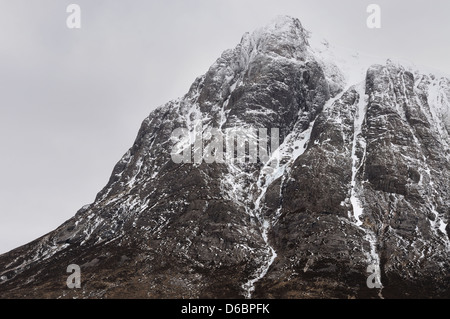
[1, 16, 449, 299]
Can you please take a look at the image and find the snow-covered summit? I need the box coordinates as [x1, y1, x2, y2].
[238, 15, 309, 61]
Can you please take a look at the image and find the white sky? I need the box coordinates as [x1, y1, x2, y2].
[1, 0, 450, 254]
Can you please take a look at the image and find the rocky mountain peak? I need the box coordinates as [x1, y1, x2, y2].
[1, 16, 450, 299]
[239, 15, 310, 61]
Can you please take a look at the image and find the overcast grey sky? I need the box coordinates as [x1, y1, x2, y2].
[1, 0, 449, 254]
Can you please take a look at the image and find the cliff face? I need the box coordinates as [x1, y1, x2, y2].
[1, 16, 449, 299]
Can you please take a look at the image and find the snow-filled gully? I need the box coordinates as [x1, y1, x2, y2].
[349, 82, 383, 296]
[241, 92, 348, 298]
[240, 117, 318, 298]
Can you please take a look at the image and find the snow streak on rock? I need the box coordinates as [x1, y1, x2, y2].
[242, 118, 316, 298]
[349, 82, 382, 289]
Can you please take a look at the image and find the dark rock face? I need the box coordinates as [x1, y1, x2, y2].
[0, 16, 449, 299]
